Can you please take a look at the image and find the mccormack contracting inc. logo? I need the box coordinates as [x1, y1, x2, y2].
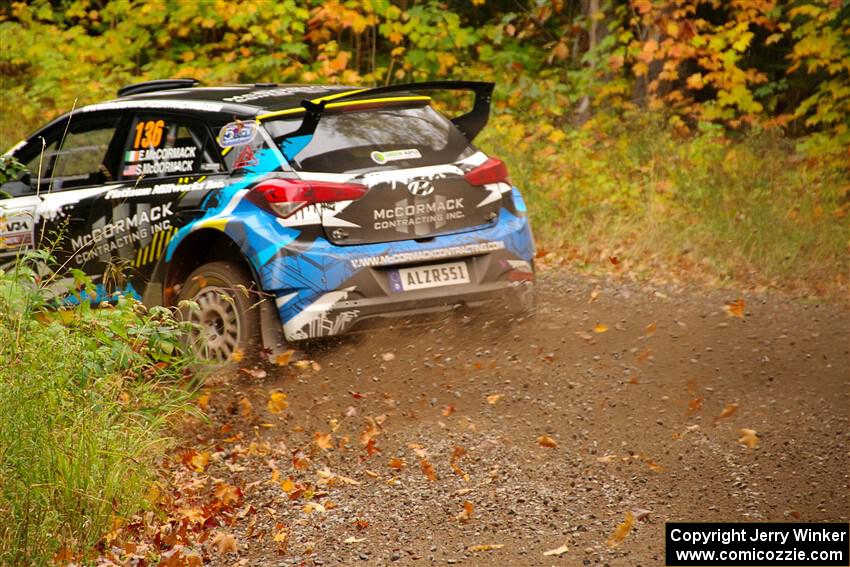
[406, 179, 435, 196]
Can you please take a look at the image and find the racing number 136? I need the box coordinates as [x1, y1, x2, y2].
[133, 120, 165, 149]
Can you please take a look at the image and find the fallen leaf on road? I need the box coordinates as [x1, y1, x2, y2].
[468, 544, 504, 552]
[597, 454, 617, 463]
[196, 391, 211, 411]
[537, 435, 558, 448]
[738, 428, 759, 448]
[359, 421, 381, 445]
[593, 323, 609, 334]
[273, 349, 294, 366]
[354, 518, 369, 530]
[450, 446, 469, 481]
[240, 367, 267, 379]
[381, 352, 396, 362]
[273, 525, 289, 553]
[609, 255, 620, 265]
[634, 349, 652, 364]
[238, 397, 253, 418]
[687, 398, 703, 413]
[457, 500, 474, 522]
[607, 511, 635, 547]
[486, 394, 504, 405]
[632, 508, 652, 522]
[645, 322, 657, 335]
[442, 404, 455, 417]
[388, 457, 406, 470]
[715, 402, 738, 422]
[344, 537, 366, 544]
[267, 391, 288, 414]
[230, 349, 245, 363]
[293, 360, 310, 370]
[420, 458, 437, 480]
[364, 438, 381, 456]
[214, 483, 241, 506]
[543, 542, 569, 556]
[724, 298, 746, 318]
[314, 432, 333, 451]
[589, 288, 601, 304]
[189, 451, 209, 472]
[210, 531, 238, 554]
[302, 502, 326, 514]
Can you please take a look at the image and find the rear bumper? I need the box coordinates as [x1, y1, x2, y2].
[286, 277, 534, 339]
[260, 207, 535, 341]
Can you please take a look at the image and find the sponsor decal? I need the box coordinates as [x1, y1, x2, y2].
[222, 85, 328, 103]
[218, 121, 258, 148]
[82, 100, 223, 113]
[349, 241, 505, 268]
[104, 178, 225, 199]
[370, 148, 422, 165]
[372, 196, 464, 233]
[233, 145, 259, 169]
[70, 203, 173, 259]
[0, 206, 36, 250]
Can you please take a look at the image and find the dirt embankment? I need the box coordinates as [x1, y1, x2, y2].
[170, 269, 848, 567]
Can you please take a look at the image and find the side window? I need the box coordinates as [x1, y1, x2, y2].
[0, 136, 58, 197]
[47, 114, 121, 190]
[119, 115, 223, 181]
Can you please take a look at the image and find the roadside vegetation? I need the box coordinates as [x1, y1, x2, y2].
[0, 251, 197, 566]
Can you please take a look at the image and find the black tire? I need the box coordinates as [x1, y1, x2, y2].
[176, 261, 260, 362]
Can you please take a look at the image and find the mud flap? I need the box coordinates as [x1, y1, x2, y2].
[259, 296, 289, 356]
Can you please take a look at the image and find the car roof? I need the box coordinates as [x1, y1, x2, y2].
[81, 84, 364, 119]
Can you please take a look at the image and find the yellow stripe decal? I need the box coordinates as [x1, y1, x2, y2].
[135, 247, 142, 268]
[256, 96, 431, 121]
[144, 232, 158, 265]
[313, 88, 368, 103]
[155, 230, 166, 258]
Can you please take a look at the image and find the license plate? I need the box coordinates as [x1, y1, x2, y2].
[388, 261, 470, 292]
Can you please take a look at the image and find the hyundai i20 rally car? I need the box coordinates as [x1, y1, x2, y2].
[1, 79, 535, 360]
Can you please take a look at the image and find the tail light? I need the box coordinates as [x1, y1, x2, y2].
[247, 178, 367, 218]
[464, 157, 509, 186]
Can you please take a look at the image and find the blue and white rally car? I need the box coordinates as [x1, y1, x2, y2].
[1, 79, 535, 360]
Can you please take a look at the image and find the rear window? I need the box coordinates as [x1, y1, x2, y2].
[263, 105, 474, 174]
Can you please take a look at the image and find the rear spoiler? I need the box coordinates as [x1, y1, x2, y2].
[277, 81, 495, 161]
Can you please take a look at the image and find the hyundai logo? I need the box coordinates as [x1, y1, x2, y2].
[407, 179, 435, 196]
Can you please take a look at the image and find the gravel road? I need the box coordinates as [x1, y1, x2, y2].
[185, 269, 849, 566]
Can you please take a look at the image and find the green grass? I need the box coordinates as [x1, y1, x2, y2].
[479, 113, 849, 294]
[0, 252, 197, 566]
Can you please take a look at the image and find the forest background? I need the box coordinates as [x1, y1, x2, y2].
[1, 0, 848, 294]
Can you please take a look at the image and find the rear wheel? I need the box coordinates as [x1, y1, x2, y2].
[176, 261, 259, 362]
